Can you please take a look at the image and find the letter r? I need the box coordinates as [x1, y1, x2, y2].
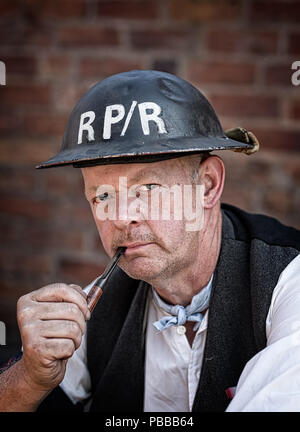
[78, 111, 96, 144]
[138, 102, 167, 136]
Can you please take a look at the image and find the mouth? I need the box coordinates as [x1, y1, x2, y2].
[119, 242, 155, 256]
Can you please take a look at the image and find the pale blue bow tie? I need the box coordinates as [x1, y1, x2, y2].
[152, 274, 213, 332]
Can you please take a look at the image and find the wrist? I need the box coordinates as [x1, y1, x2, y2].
[18, 357, 53, 395]
[0, 357, 51, 412]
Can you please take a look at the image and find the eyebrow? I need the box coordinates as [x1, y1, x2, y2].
[85, 168, 162, 195]
[129, 168, 161, 184]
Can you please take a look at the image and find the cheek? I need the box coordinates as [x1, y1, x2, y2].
[149, 219, 186, 247]
[93, 217, 114, 254]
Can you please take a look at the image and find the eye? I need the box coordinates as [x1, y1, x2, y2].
[146, 184, 159, 190]
[93, 192, 109, 204]
[141, 184, 159, 191]
[135, 184, 159, 197]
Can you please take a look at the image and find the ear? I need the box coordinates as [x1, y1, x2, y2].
[199, 155, 225, 209]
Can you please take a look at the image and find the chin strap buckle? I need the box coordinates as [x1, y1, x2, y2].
[225, 127, 260, 155]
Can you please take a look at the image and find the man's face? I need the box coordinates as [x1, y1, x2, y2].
[82, 157, 205, 283]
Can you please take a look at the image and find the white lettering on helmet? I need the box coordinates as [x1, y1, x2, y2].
[78, 102, 167, 144]
[103, 104, 125, 139]
[77, 111, 96, 144]
[120, 101, 137, 136]
[138, 102, 167, 135]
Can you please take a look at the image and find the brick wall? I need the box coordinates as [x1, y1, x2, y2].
[0, 0, 299, 362]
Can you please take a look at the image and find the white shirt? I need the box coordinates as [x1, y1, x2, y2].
[143, 287, 210, 412]
[60, 253, 300, 412]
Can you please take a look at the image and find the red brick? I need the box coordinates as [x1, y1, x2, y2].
[168, 0, 241, 21]
[0, 113, 23, 135]
[0, 139, 59, 166]
[288, 32, 300, 55]
[152, 59, 178, 75]
[0, 23, 53, 47]
[58, 26, 119, 47]
[250, 0, 300, 22]
[29, 228, 84, 251]
[79, 57, 143, 78]
[188, 61, 255, 85]
[264, 63, 295, 87]
[205, 29, 278, 55]
[251, 128, 300, 152]
[209, 94, 279, 119]
[59, 258, 105, 285]
[39, 55, 72, 79]
[264, 188, 294, 215]
[52, 84, 89, 113]
[0, 197, 50, 219]
[130, 29, 191, 50]
[221, 186, 254, 213]
[0, 252, 52, 273]
[282, 158, 300, 184]
[0, 167, 36, 192]
[0, 85, 50, 106]
[39, 169, 84, 199]
[55, 201, 95, 225]
[289, 100, 300, 120]
[39, 0, 86, 18]
[0, 0, 18, 15]
[0, 55, 37, 76]
[236, 157, 272, 186]
[22, 113, 68, 137]
[98, 0, 158, 19]
[43, 173, 73, 197]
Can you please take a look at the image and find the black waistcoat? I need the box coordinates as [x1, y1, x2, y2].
[86, 203, 300, 412]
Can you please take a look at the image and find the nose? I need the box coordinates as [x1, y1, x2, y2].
[112, 195, 145, 230]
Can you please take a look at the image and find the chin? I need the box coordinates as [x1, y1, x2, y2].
[120, 259, 161, 282]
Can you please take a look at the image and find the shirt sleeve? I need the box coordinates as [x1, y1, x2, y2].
[226, 253, 300, 412]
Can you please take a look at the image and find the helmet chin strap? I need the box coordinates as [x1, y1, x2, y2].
[225, 127, 260, 155]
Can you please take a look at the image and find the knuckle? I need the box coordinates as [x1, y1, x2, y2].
[17, 306, 32, 325]
[69, 321, 81, 337]
[17, 295, 29, 314]
[64, 340, 75, 357]
[53, 282, 69, 297]
[68, 302, 80, 317]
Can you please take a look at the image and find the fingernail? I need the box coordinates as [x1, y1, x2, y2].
[86, 309, 91, 321]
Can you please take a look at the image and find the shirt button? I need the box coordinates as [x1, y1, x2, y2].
[177, 325, 186, 335]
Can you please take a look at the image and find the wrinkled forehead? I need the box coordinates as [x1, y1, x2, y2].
[81, 156, 195, 190]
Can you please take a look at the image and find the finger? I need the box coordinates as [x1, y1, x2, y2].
[41, 338, 77, 361]
[69, 284, 87, 299]
[38, 320, 84, 350]
[35, 302, 87, 331]
[32, 283, 89, 320]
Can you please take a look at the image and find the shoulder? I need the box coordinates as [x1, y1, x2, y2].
[221, 202, 300, 251]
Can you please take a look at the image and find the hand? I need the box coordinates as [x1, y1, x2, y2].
[17, 283, 90, 392]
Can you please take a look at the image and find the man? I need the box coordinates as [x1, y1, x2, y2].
[0, 70, 299, 412]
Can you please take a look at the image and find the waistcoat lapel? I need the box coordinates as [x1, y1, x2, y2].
[88, 270, 149, 412]
[192, 212, 257, 412]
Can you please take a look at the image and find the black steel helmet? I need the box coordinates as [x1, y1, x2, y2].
[36, 70, 258, 169]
